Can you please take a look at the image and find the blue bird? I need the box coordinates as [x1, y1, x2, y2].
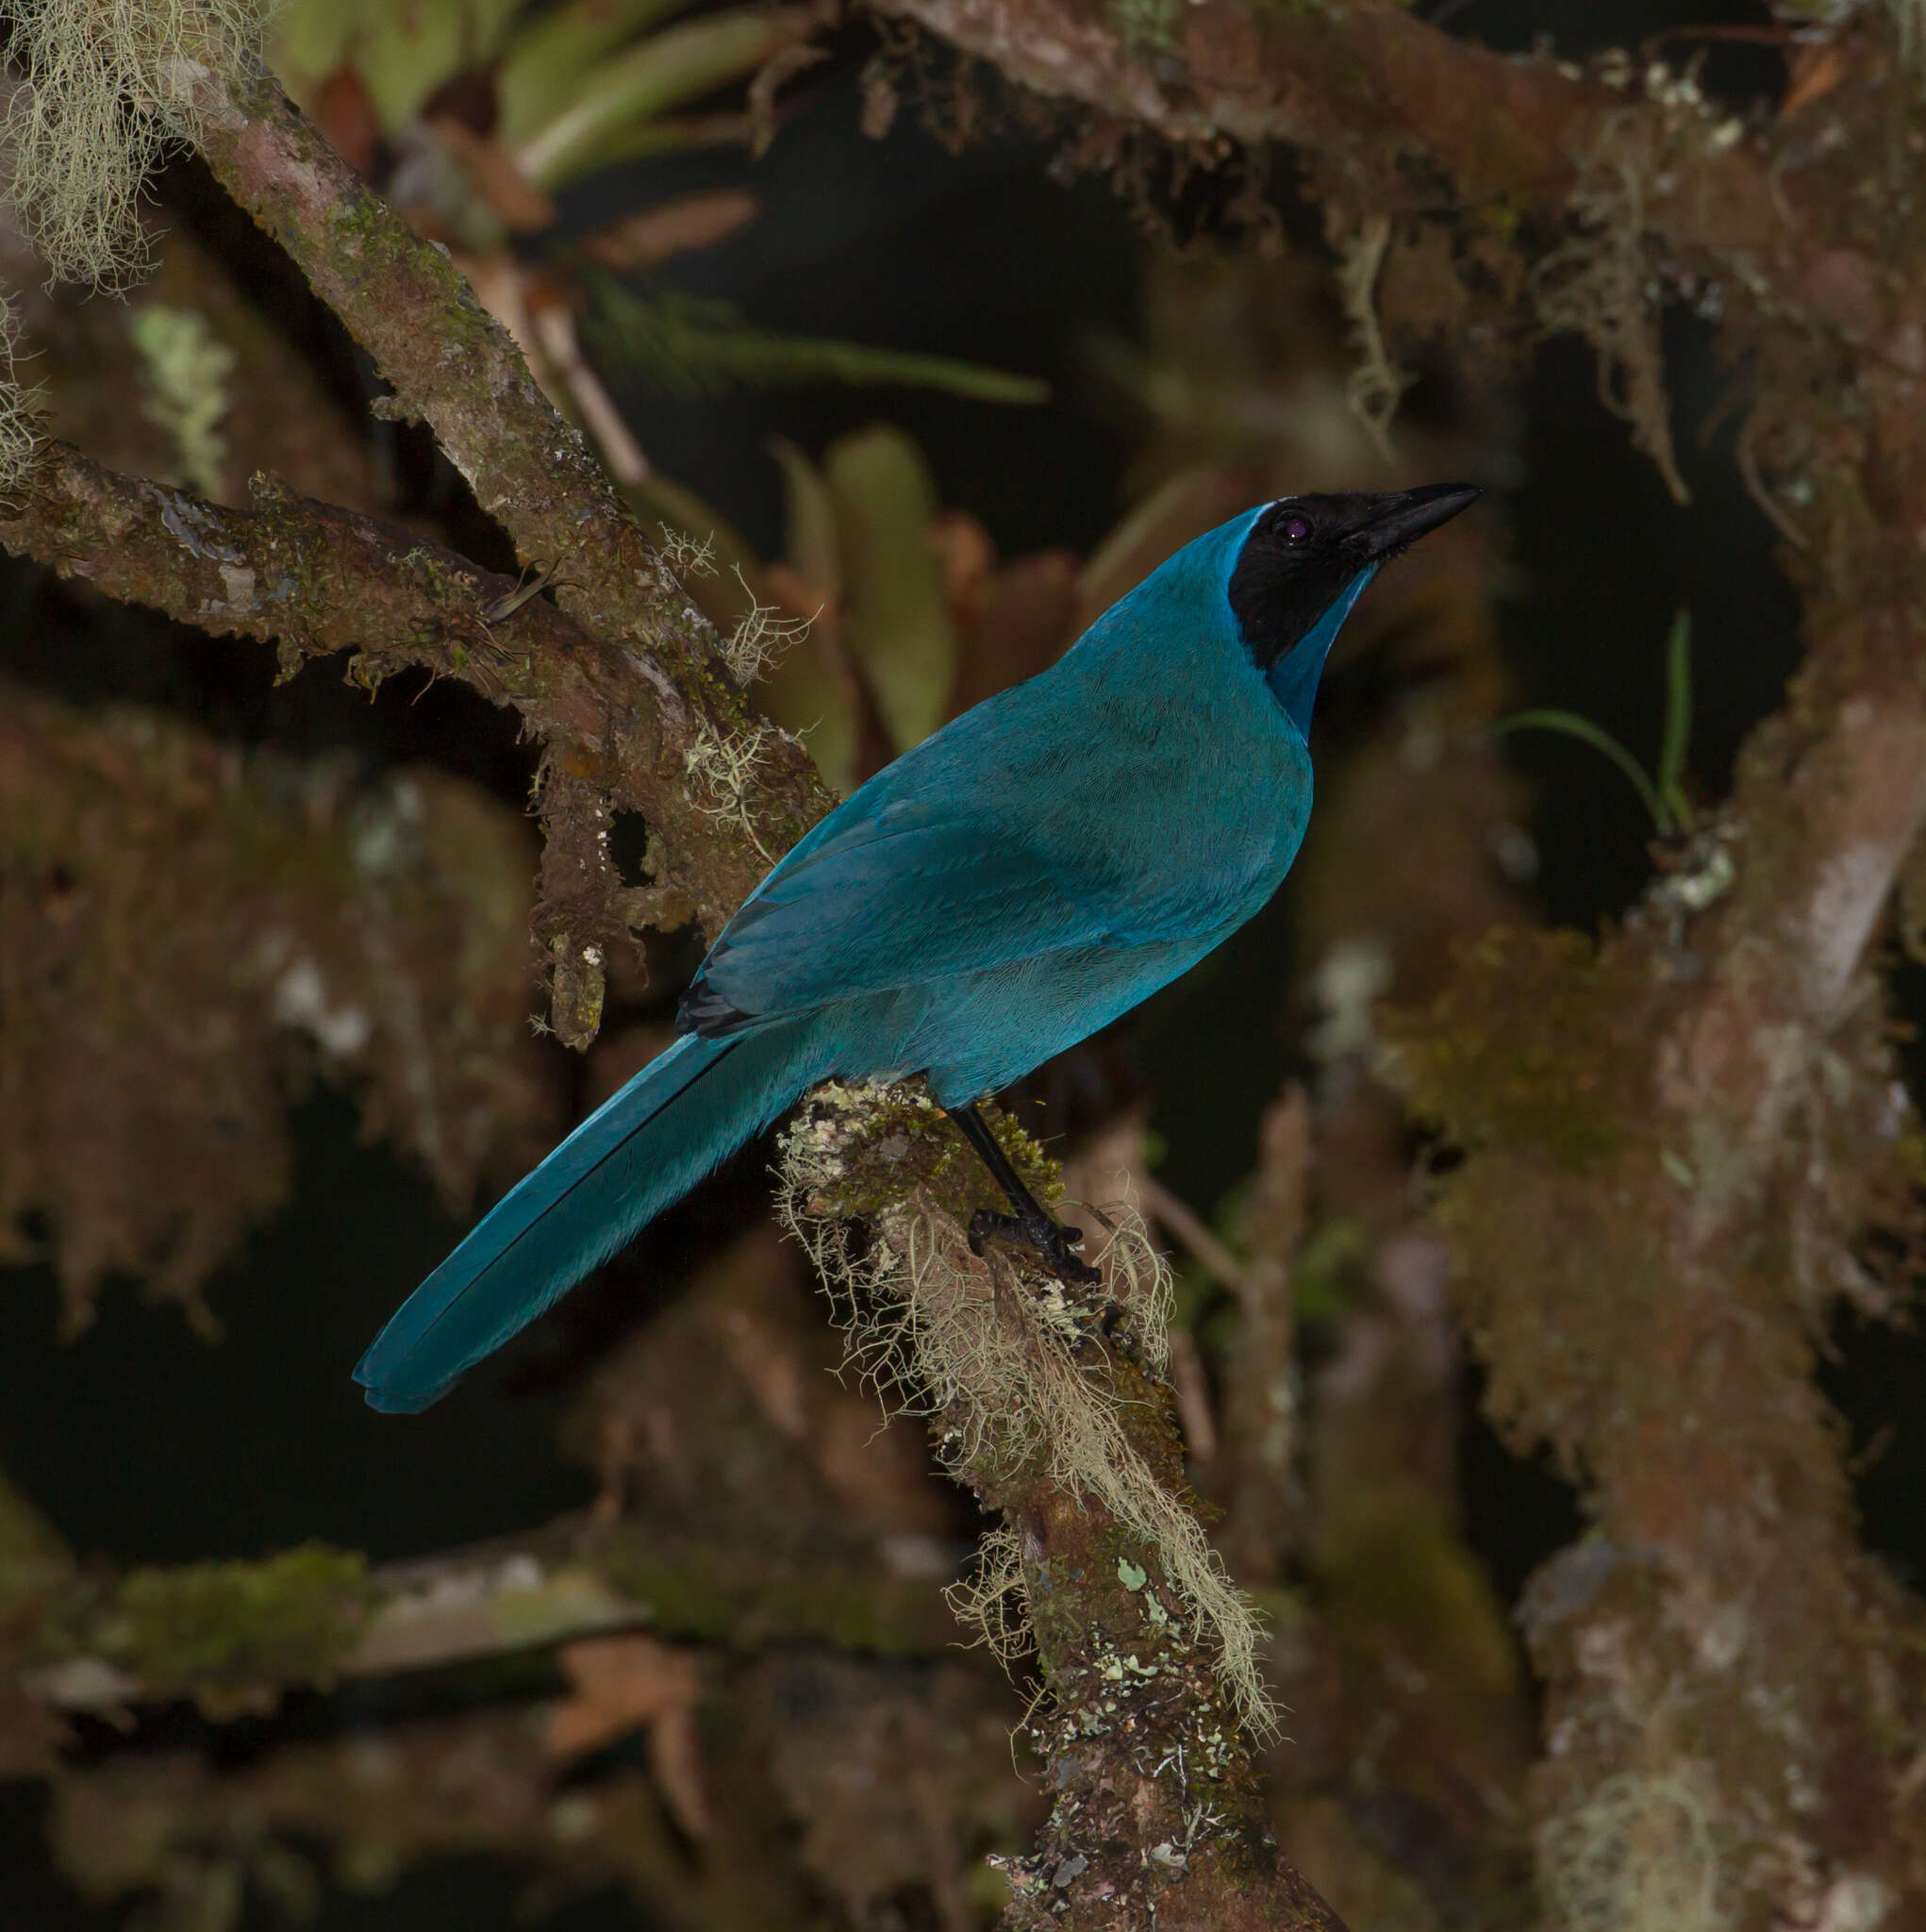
[356, 484, 1479, 1412]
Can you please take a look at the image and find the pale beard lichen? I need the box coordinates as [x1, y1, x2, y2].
[129, 303, 237, 498]
[656, 535, 814, 687]
[1539, 1768, 1729, 1932]
[943, 1521, 1033, 1666]
[2, 0, 276, 291]
[1337, 213, 1413, 461]
[776, 1081, 1274, 1735]
[0, 291, 43, 496]
[682, 721, 778, 860]
[1532, 111, 1689, 505]
[657, 528, 720, 580]
[720, 563, 815, 687]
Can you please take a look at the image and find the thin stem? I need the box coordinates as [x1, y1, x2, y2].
[1491, 709, 1673, 835]
[1658, 609, 1696, 834]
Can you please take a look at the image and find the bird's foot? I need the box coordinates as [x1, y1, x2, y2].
[967, 1207, 1102, 1287]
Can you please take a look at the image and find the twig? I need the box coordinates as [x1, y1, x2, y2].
[1136, 1172, 1254, 1299]
[531, 299, 653, 485]
[1735, 407, 1812, 552]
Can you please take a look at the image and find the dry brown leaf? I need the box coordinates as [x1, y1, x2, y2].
[943, 550, 1078, 719]
[763, 560, 839, 631]
[577, 191, 760, 272]
[426, 117, 558, 234]
[926, 508, 996, 630]
[310, 66, 382, 176]
[1780, 42, 1844, 121]
[548, 1635, 708, 1840]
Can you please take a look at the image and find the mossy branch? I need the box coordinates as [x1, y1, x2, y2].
[179, 50, 835, 936]
[9, 1517, 963, 1726]
[854, 4, 1926, 1921]
[0, 0, 832, 1023]
[0, 441, 780, 962]
[0, 46, 1313, 1913]
[859, 0, 1794, 247]
[185, 53, 676, 643]
[778, 1084, 1346, 1931]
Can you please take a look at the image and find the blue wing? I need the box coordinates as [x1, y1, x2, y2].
[684, 696, 1299, 1034]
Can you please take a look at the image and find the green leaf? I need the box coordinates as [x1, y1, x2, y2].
[826, 425, 957, 756]
[274, 0, 522, 135]
[495, 0, 698, 149]
[1494, 610, 1697, 840]
[511, 8, 783, 189]
[771, 437, 841, 601]
[766, 441, 862, 794]
[760, 630, 861, 796]
[585, 284, 1049, 405]
[1657, 608, 1695, 834]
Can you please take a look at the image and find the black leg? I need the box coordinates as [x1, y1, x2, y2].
[947, 1101, 1101, 1287]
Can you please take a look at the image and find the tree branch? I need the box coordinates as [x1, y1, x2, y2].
[865, 0, 1870, 325]
[874, 0, 1615, 197]
[0, 437, 816, 1049]
[185, 55, 835, 955]
[11, 1513, 967, 1722]
[5, 442, 726, 912]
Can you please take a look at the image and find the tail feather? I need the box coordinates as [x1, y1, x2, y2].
[355, 1023, 825, 1412]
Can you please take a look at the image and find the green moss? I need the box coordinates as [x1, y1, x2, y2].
[1315, 1490, 1525, 1728]
[784, 1081, 1062, 1226]
[0, 1472, 73, 1628]
[0, 1473, 67, 1572]
[547, 934, 606, 1049]
[1384, 927, 1657, 1169]
[111, 1543, 370, 1699]
[593, 1534, 956, 1657]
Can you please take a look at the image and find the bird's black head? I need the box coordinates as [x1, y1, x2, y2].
[1227, 484, 1482, 676]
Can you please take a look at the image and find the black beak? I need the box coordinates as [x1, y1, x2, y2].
[1353, 483, 1482, 560]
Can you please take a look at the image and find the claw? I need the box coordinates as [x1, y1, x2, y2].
[968, 1206, 1101, 1286]
[945, 1100, 1101, 1286]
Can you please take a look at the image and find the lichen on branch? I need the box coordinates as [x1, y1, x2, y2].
[775, 1083, 1350, 1928]
[777, 1081, 1270, 1729]
[2, 0, 274, 291]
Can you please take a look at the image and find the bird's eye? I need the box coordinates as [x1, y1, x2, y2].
[1280, 512, 1312, 543]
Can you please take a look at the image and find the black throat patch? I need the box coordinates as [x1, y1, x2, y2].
[1225, 494, 1390, 672]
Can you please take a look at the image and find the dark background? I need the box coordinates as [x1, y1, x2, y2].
[4, 2, 1920, 1924]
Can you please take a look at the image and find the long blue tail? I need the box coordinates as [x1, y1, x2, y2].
[355, 1023, 827, 1412]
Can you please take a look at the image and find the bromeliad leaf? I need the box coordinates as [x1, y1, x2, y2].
[583, 283, 1049, 407]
